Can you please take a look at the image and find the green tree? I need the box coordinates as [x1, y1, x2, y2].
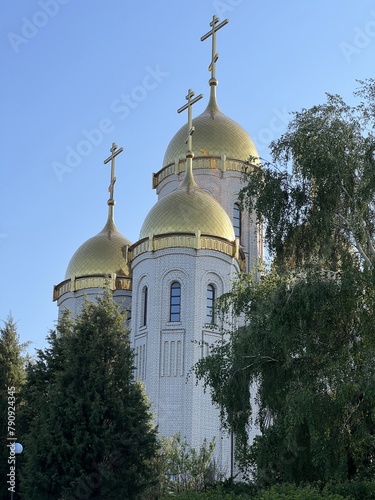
[195, 79, 375, 484]
[0, 315, 29, 499]
[21, 292, 158, 499]
[157, 434, 218, 495]
[240, 81, 375, 270]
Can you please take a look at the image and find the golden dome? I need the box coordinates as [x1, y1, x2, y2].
[162, 88, 258, 166]
[65, 213, 132, 279]
[140, 173, 235, 241]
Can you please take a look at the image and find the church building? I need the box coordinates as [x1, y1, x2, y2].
[53, 16, 263, 474]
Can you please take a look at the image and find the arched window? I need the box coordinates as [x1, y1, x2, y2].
[206, 284, 215, 324]
[233, 202, 241, 241]
[170, 281, 181, 322]
[141, 286, 148, 326]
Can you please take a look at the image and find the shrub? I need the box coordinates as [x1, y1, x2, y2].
[258, 483, 345, 500]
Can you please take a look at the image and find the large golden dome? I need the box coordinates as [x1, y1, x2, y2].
[65, 214, 132, 279]
[140, 172, 235, 241]
[162, 88, 258, 166]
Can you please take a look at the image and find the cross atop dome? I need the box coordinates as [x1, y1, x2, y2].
[201, 15, 229, 86]
[177, 89, 203, 190]
[104, 142, 124, 218]
[177, 89, 203, 158]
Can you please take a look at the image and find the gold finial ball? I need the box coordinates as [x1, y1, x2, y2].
[186, 150, 194, 158]
[107, 199, 116, 206]
[209, 77, 218, 86]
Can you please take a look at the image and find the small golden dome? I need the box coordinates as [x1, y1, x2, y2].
[140, 180, 235, 241]
[65, 214, 132, 279]
[162, 88, 258, 166]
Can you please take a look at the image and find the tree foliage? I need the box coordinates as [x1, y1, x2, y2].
[157, 434, 218, 495]
[20, 292, 158, 499]
[195, 79, 375, 485]
[240, 81, 375, 270]
[0, 315, 29, 499]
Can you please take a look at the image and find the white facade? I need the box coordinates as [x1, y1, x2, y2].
[131, 246, 239, 473]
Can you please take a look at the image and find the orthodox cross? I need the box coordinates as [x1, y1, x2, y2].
[200, 15, 229, 82]
[104, 142, 123, 206]
[177, 89, 203, 152]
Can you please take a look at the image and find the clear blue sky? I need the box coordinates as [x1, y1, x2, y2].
[1, 0, 374, 354]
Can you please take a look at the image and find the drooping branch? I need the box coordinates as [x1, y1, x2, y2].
[336, 213, 373, 268]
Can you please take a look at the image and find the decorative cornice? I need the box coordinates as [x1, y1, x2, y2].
[153, 156, 250, 189]
[128, 231, 246, 270]
[53, 273, 132, 301]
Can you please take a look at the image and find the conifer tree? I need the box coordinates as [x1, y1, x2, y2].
[0, 315, 29, 499]
[21, 292, 158, 499]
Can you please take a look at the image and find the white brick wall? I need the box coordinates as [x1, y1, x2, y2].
[57, 288, 131, 321]
[130, 246, 239, 472]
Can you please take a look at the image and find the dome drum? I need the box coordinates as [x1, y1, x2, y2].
[53, 273, 132, 302]
[129, 231, 242, 263]
[153, 155, 250, 190]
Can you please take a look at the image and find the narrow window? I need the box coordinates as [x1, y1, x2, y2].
[233, 202, 241, 241]
[141, 286, 148, 326]
[206, 284, 215, 324]
[170, 281, 181, 322]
